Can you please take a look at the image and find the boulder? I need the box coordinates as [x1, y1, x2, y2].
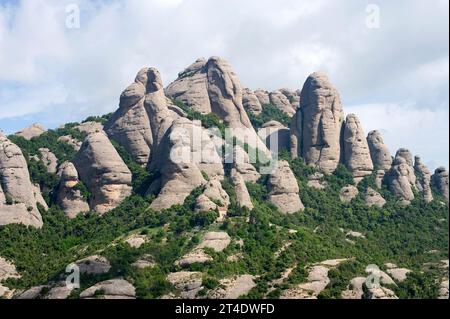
[198, 232, 231, 252]
[79, 279, 136, 299]
[132, 254, 155, 269]
[339, 185, 359, 203]
[56, 162, 90, 218]
[195, 177, 230, 215]
[343, 114, 374, 183]
[75, 255, 111, 275]
[269, 90, 296, 116]
[15, 123, 46, 140]
[267, 160, 304, 214]
[73, 132, 132, 215]
[242, 88, 262, 115]
[0, 133, 43, 228]
[414, 156, 433, 203]
[432, 167, 449, 202]
[386, 268, 411, 282]
[365, 188, 386, 208]
[341, 277, 366, 299]
[291, 72, 344, 173]
[367, 130, 392, 171]
[125, 234, 148, 248]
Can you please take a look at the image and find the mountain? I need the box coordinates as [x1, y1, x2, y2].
[0, 57, 448, 300]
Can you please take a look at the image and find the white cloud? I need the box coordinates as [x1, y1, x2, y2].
[0, 0, 448, 167]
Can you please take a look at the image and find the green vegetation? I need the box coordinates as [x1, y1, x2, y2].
[82, 113, 113, 125]
[247, 104, 292, 129]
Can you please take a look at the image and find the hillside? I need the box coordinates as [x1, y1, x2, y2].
[0, 57, 448, 300]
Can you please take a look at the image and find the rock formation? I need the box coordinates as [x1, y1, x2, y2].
[343, 114, 374, 182]
[269, 90, 296, 116]
[38, 148, 58, 174]
[387, 149, 417, 205]
[365, 188, 386, 208]
[149, 118, 223, 210]
[15, 123, 46, 140]
[225, 145, 260, 183]
[230, 169, 254, 210]
[80, 279, 136, 299]
[166, 57, 269, 155]
[339, 185, 359, 203]
[432, 167, 449, 202]
[56, 162, 90, 218]
[254, 89, 270, 106]
[242, 88, 262, 115]
[279, 88, 300, 110]
[291, 72, 344, 173]
[414, 156, 433, 203]
[73, 132, 132, 214]
[258, 121, 290, 153]
[0, 133, 43, 228]
[367, 130, 392, 170]
[267, 160, 304, 214]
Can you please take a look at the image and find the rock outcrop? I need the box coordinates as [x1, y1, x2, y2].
[225, 145, 260, 183]
[56, 162, 90, 218]
[0, 256, 20, 299]
[80, 279, 136, 299]
[195, 177, 230, 219]
[432, 167, 449, 202]
[0, 133, 43, 228]
[254, 89, 270, 106]
[73, 132, 132, 215]
[291, 72, 344, 174]
[269, 90, 296, 116]
[267, 160, 304, 214]
[208, 275, 256, 299]
[367, 130, 392, 171]
[15, 123, 46, 140]
[242, 88, 262, 115]
[343, 114, 374, 183]
[365, 188, 386, 208]
[58, 135, 82, 151]
[166, 57, 269, 155]
[414, 156, 433, 203]
[339, 185, 359, 203]
[37, 148, 58, 174]
[230, 169, 254, 210]
[258, 121, 290, 153]
[166, 272, 204, 299]
[75, 255, 111, 275]
[387, 149, 417, 205]
[149, 118, 223, 210]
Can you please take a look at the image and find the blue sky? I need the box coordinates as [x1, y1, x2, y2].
[0, 0, 448, 170]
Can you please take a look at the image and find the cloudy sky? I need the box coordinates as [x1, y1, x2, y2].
[0, 0, 448, 169]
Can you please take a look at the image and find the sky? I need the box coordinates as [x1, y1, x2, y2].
[0, 0, 448, 170]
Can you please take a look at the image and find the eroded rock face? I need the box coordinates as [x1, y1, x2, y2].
[242, 88, 262, 115]
[208, 275, 256, 299]
[367, 130, 392, 171]
[0, 133, 43, 228]
[76, 121, 104, 135]
[267, 160, 304, 214]
[73, 132, 132, 215]
[58, 135, 82, 151]
[279, 88, 300, 110]
[56, 162, 90, 218]
[269, 90, 296, 116]
[291, 72, 344, 174]
[75, 255, 111, 275]
[387, 150, 417, 205]
[414, 156, 433, 203]
[166, 57, 268, 155]
[80, 279, 135, 299]
[343, 114, 374, 182]
[15, 123, 46, 140]
[365, 188, 386, 208]
[225, 145, 260, 183]
[432, 167, 449, 202]
[149, 118, 223, 210]
[105, 76, 152, 166]
[195, 177, 230, 217]
[0, 256, 20, 299]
